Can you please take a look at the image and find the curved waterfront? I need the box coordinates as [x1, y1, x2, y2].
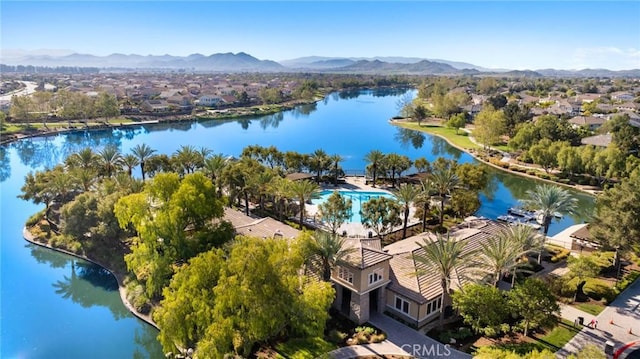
[0, 89, 593, 358]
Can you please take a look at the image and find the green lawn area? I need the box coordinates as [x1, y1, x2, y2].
[574, 302, 605, 316]
[396, 122, 481, 150]
[275, 337, 336, 359]
[496, 319, 582, 354]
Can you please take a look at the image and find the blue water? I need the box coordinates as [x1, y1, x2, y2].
[0, 88, 593, 358]
[312, 190, 395, 223]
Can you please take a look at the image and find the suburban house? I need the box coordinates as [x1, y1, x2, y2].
[568, 115, 607, 131]
[197, 95, 224, 107]
[581, 133, 612, 147]
[332, 217, 506, 329]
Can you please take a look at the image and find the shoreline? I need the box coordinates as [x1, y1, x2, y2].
[391, 119, 599, 198]
[22, 226, 159, 330]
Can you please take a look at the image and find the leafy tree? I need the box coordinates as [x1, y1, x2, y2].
[61, 192, 99, 240]
[556, 144, 583, 176]
[452, 284, 510, 336]
[449, 189, 481, 219]
[528, 139, 563, 173]
[131, 144, 156, 181]
[446, 112, 467, 134]
[393, 184, 419, 239]
[95, 92, 120, 119]
[508, 278, 560, 336]
[486, 94, 508, 109]
[360, 196, 402, 239]
[364, 150, 385, 187]
[413, 104, 428, 126]
[382, 153, 411, 187]
[415, 233, 474, 328]
[590, 170, 640, 279]
[221, 157, 262, 215]
[503, 102, 532, 137]
[473, 106, 506, 149]
[566, 255, 600, 302]
[455, 163, 489, 191]
[523, 184, 577, 264]
[476, 77, 499, 95]
[318, 191, 352, 235]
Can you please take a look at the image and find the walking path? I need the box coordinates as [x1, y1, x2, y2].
[557, 278, 640, 358]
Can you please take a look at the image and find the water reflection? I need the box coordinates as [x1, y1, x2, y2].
[431, 135, 462, 160]
[52, 260, 130, 320]
[133, 326, 164, 359]
[29, 244, 70, 269]
[291, 102, 317, 118]
[394, 127, 426, 149]
[259, 111, 284, 130]
[0, 146, 10, 182]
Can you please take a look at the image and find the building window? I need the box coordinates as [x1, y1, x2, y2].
[338, 267, 353, 284]
[368, 269, 383, 285]
[395, 296, 410, 314]
[427, 297, 443, 315]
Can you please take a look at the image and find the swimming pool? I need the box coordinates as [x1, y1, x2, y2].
[311, 190, 395, 223]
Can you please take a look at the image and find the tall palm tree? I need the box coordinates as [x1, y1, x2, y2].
[173, 145, 200, 174]
[330, 154, 343, 186]
[310, 231, 355, 282]
[364, 150, 385, 187]
[430, 167, 459, 227]
[523, 184, 578, 264]
[288, 179, 321, 225]
[98, 145, 123, 177]
[203, 154, 228, 194]
[414, 233, 474, 329]
[393, 183, 419, 239]
[131, 144, 156, 181]
[417, 178, 434, 232]
[477, 226, 531, 288]
[309, 149, 330, 182]
[121, 154, 140, 177]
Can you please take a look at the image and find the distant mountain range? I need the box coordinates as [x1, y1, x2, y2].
[2, 51, 639, 77]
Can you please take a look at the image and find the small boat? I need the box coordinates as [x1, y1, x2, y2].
[497, 215, 518, 223]
[508, 207, 535, 221]
[554, 211, 563, 218]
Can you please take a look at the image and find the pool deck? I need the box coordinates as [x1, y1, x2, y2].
[307, 176, 419, 237]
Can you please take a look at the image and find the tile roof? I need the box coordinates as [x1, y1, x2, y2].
[223, 208, 300, 239]
[342, 237, 392, 269]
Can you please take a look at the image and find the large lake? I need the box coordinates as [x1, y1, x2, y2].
[0, 88, 593, 358]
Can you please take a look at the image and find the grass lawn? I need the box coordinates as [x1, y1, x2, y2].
[395, 122, 480, 150]
[275, 337, 336, 359]
[496, 319, 582, 354]
[575, 302, 605, 316]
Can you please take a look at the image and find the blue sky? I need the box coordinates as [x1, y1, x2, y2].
[1, 1, 639, 70]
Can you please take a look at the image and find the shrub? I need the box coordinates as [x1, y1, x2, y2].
[614, 270, 640, 295]
[26, 210, 45, 226]
[327, 329, 348, 344]
[558, 178, 571, 184]
[583, 278, 615, 303]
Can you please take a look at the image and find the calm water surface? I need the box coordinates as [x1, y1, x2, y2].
[0, 89, 593, 358]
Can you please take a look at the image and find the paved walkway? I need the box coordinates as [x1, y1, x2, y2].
[329, 341, 411, 359]
[369, 314, 471, 359]
[557, 278, 640, 358]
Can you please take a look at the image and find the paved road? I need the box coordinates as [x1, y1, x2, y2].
[0, 80, 37, 101]
[557, 277, 640, 358]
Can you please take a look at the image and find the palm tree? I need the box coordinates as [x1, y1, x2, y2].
[430, 167, 459, 227]
[310, 231, 355, 282]
[414, 233, 474, 328]
[330, 154, 343, 186]
[393, 184, 419, 239]
[523, 184, 578, 264]
[417, 178, 434, 232]
[477, 226, 531, 288]
[203, 154, 228, 194]
[65, 147, 99, 171]
[288, 179, 321, 225]
[131, 144, 156, 181]
[309, 149, 330, 182]
[121, 154, 140, 177]
[173, 145, 200, 174]
[364, 150, 385, 187]
[98, 145, 123, 177]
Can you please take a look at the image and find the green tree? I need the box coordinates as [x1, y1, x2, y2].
[508, 278, 560, 336]
[364, 150, 385, 187]
[452, 284, 510, 336]
[413, 104, 428, 126]
[131, 143, 156, 181]
[95, 92, 120, 119]
[430, 166, 459, 226]
[308, 231, 355, 282]
[329, 153, 344, 186]
[318, 191, 352, 235]
[449, 189, 481, 219]
[557, 144, 583, 176]
[503, 102, 532, 137]
[566, 255, 600, 302]
[523, 184, 577, 264]
[416, 178, 434, 232]
[382, 153, 411, 187]
[415, 233, 475, 328]
[393, 184, 419, 239]
[446, 112, 467, 134]
[360, 196, 402, 239]
[590, 170, 640, 280]
[477, 227, 529, 287]
[309, 149, 330, 182]
[473, 106, 506, 149]
[98, 145, 123, 177]
[529, 139, 562, 173]
[288, 179, 321, 225]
